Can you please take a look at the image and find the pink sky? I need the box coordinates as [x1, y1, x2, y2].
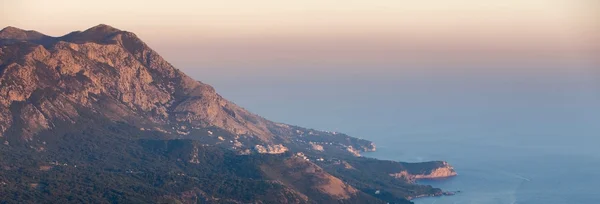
[1, 0, 598, 78]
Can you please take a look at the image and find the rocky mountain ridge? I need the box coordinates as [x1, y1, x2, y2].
[0, 24, 377, 156]
[0, 24, 456, 203]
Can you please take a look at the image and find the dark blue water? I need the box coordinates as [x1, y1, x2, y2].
[194, 68, 600, 204]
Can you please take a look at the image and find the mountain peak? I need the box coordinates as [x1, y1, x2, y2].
[83, 24, 121, 34]
[60, 24, 123, 44]
[0, 26, 25, 34]
[0, 26, 47, 41]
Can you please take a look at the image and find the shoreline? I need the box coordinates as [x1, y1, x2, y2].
[408, 190, 460, 201]
[359, 148, 459, 201]
[408, 177, 461, 201]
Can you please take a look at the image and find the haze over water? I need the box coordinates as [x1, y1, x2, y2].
[202, 66, 600, 204]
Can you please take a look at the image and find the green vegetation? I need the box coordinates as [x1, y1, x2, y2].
[0, 119, 418, 203]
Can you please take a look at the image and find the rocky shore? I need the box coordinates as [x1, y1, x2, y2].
[389, 161, 457, 183]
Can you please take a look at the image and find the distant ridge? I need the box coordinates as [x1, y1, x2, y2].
[0, 26, 53, 45]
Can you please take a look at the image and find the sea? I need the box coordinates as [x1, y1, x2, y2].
[198, 66, 600, 204]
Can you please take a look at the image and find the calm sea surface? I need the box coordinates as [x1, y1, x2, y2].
[201, 69, 600, 204]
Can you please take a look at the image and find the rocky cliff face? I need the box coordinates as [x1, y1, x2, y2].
[0, 24, 267, 138]
[0, 24, 374, 156]
[390, 161, 457, 183]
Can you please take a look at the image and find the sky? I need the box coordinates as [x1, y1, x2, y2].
[1, 0, 598, 81]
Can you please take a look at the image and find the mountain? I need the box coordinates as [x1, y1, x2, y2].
[0, 24, 456, 203]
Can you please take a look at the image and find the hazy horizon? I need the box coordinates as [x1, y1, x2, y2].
[2, 0, 598, 83]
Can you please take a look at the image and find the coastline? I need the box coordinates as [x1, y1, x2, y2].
[359, 146, 459, 201]
[406, 177, 460, 201]
[408, 190, 460, 201]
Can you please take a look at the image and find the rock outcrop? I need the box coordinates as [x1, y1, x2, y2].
[390, 161, 457, 183]
[254, 144, 288, 154]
